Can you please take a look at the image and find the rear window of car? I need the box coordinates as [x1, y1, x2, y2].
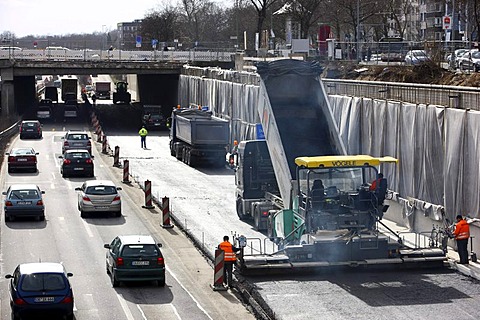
[21, 122, 39, 128]
[121, 244, 159, 257]
[11, 149, 35, 155]
[21, 273, 66, 291]
[85, 186, 117, 195]
[10, 189, 39, 199]
[38, 106, 51, 112]
[67, 134, 87, 140]
[66, 152, 90, 159]
[64, 106, 78, 112]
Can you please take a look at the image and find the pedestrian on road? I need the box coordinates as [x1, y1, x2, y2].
[454, 214, 470, 264]
[218, 235, 240, 288]
[91, 93, 97, 106]
[139, 125, 148, 149]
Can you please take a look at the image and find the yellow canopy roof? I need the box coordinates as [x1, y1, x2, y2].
[295, 155, 398, 168]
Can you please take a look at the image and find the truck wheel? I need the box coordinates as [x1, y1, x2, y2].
[186, 150, 191, 166]
[253, 206, 261, 231]
[175, 145, 183, 160]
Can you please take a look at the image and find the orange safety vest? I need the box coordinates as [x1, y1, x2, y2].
[218, 241, 236, 262]
[454, 219, 470, 240]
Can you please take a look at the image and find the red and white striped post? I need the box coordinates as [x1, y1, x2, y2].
[96, 126, 102, 142]
[161, 197, 174, 228]
[142, 180, 155, 209]
[113, 146, 120, 167]
[102, 135, 108, 154]
[211, 249, 227, 291]
[122, 159, 130, 183]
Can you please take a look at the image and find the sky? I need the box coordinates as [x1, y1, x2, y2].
[0, 0, 163, 38]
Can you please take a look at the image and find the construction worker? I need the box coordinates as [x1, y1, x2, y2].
[369, 173, 383, 191]
[138, 125, 148, 149]
[454, 215, 470, 264]
[218, 235, 240, 288]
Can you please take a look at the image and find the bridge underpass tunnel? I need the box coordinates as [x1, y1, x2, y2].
[136, 74, 179, 111]
[0, 75, 36, 117]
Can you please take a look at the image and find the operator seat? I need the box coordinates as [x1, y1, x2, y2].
[311, 180, 325, 209]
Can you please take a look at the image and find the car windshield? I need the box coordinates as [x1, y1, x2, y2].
[85, 186, 117, 195]
[68, 134, 87, 140]
[412, 51, 426, 57]
[121, 244, 159, 257]
[66, 152, 90, 159]
[21, 273, 66, 291]
[10, 189, 39, 199]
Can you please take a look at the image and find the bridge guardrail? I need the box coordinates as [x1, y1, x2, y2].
[0, 49, 235, 63]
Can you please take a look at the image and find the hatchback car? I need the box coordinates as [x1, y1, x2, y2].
[75, 180, 122, 218]
[37, 103, 53, 120]
[458, 49, 480, 72]
[404, 50, 430, 65]
[61, 130, 92, 154]
[5, 262, 74, 320]
[3, 184, 45, 221]
[59, 149, 94, 178]
[19, 120, 42, 139]
[63, 104, 78, 119]
[104, 235, 165, 287]
[6, 147, 39, 173]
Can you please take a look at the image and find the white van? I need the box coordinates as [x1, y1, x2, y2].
[45, 46, 70, 51]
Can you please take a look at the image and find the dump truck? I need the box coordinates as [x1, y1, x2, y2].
[112, 81, 131, 104]
[169, 107, 229, 167]
[94, 81, 111, 99]
[233, 60, 447, 274]
[61, 77, 78, 102]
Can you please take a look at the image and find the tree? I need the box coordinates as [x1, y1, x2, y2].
[142, 6, 180, 45]
[248, 0, 280, 49]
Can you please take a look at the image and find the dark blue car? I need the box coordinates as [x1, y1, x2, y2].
[5, 262, 74, 320]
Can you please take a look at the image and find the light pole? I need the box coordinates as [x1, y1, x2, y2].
[102, 25, 106, 50]
[356, 0, 360, 60]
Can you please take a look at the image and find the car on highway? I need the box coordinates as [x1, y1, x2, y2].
[59, 149, 94, 178]
[75, 180, 122, 218]
[104, 235, 166, 287]
[61, 130, 92, 154]
[5, 262, 74, 320]
[6, 147, 39, 173]
[3, 184, 45, 221]
[63, 104, 78, 119]
[37, 99, 54, 120]
[404, 50, 430, 65]
[458, 49, 480, 71]
[19, 120, 42, 139]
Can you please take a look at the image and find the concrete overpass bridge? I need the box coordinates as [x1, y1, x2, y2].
[0, 53, 234, 116]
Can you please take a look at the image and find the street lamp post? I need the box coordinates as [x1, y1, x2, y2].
[356, 0, 360, 61]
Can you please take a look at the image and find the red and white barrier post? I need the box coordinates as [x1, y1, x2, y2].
[102, 135, 108, 154]
[122, 159, 130, 183]
[96, 126, 102, 142]
[113, 146, 120, 167]
[211, 249, 227, 291]
[161, 197, 174, 228]
[142, 180, 155, 209]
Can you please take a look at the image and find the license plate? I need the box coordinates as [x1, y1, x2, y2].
[17, 158, 27, 161]
[73, 167, 84, 170]
[73, 143, 82, 146]
[17, 201, 32, 205]
[95, 206, 109, 209]
[132, 261, 150, 266]
[34, 297, 54, 302]
[26, 129, 33, 132]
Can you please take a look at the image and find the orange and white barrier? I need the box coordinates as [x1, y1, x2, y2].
[161, 197, 174, 229]
[122, 159, 130, 183]
[142, 180, 155, 209]
[211, 249, 227, 291]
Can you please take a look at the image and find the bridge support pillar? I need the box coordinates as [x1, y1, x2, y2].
[0, 80, 15, 117]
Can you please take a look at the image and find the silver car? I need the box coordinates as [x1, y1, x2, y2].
[62, 130, 92, 154]
[75, 180, 122, 218]
[3, 184, 45, 221]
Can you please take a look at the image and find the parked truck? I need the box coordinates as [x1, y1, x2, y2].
[234, 59, 447, 274]
[61, 77, 78, 102]
[169, 107, 229, 167]
[94, 81, 111, 99]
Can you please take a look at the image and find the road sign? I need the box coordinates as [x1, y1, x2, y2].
[151, 39, 158, 49]
[136, 35, 142, 48]
[443, 16, 451, 30]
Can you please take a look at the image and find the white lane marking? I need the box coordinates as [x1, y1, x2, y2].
[50, 172, 56, 189]
[54, 152, 60, 168]
[136, 304, 148, 320]
[166, 265, 213, 320]
[59, 217, 64, 221]
[81, 217, 94, 238]
[170, 303, 182, 319]
[116, 293, 136, 320]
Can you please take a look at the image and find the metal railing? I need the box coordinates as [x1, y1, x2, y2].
[323, 78, 480, 110]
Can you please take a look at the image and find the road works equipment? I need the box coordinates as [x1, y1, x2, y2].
[234, 59, 446, 274]
[113, 81, 131, 104]
[169, 107, 229, 167]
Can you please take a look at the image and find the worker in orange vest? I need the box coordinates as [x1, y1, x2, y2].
[218, 235, 240, 288]
[454, 214, 470, 264]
